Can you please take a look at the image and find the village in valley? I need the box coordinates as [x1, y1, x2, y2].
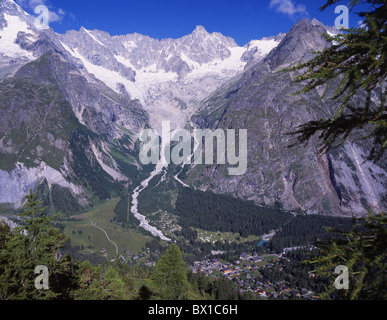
[66, 201, 320, 300]
[120, 240, 318, 300]
[189, 250, 316, 299]
[114, 217, 319, 300]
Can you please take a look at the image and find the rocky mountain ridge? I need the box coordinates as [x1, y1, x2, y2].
[187, 18, 387, 217]
[0, 0, 385, 217]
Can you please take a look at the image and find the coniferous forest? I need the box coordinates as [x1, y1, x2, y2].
[0, 0, 386, 305]
[175, 187, 294, 237]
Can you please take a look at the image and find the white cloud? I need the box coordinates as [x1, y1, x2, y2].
[269, 0, 308, 18]
[48, 10, 63, 23]
[16, 0, 66, 24]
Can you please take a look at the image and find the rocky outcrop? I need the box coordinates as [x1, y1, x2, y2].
[1, 1, 385, 217]
[188, 19, 387, 217]
[0, 162, 82, 205]
[0, 3, 149, 209]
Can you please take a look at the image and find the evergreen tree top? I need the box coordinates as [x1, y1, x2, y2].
[286, 0, 387, 161]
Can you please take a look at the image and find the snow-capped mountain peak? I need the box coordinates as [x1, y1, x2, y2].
[0, 0, 283, 130]
[192, 25, 208, 35]
[0, 13, 35, 59]
[55, 22, 286, 131]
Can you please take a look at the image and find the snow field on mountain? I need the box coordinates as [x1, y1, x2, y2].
[0, 13, 34, 59]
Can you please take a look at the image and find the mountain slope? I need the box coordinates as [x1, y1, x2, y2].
[0, 0, 284, 211]
[57, 24, 283, 132]
[0, 49, 149, 213]
[0, 1, 385, 218]
[0, 2, 150, 212]
[187, 18, 387, 217]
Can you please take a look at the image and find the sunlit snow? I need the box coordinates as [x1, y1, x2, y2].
[0, 13, 34, 59]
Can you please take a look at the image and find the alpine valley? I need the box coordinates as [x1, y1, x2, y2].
[0, 0, 386, 295]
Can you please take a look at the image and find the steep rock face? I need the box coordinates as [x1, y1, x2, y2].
[188, 19, 387, 217]
[0, 9, 149, 210]
[34, 50, 149, 137]
[1, 1, 385, 217]
[0, 161, 83, 205]
[59, 27, 137, 82]
[0, 0, 36, 78]
[57, 24, 283, 132]
[264, 18, 332, 70]
[242, 33, 286, 69]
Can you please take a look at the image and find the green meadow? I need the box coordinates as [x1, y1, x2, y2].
[62, 198, 152, 259]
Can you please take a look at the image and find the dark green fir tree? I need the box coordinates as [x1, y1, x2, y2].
[286, 0, 387, 161]
[0, 190, 77, 300]
[150, 243, 189, 300]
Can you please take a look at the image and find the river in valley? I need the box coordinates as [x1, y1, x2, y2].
[130, 160, 171, 242]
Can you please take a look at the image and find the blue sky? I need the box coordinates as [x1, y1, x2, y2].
[16, 0, 368, 46]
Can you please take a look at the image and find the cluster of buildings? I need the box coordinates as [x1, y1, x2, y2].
[191, 252, 280, 277]
[252, 285, 313, 299]
[150, 211, 181, 236]
[190, 251, 314, 299]
[191, 258, 234, 276]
